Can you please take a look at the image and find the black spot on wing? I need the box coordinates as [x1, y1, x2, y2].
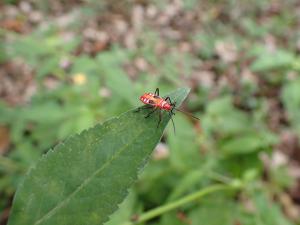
[148, 100, 155, 104]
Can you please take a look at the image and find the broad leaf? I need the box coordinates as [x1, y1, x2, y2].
[219, 131, 277, 156]
[96, 49, 137, 106]
[8, 87, 190, 225]
[250, 48, 295, 72]
[281, 78, 300, 136]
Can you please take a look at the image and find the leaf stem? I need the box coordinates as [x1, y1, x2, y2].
[123, 182, 241, 225]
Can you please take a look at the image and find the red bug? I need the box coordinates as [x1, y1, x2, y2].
[136, 88, 199, 132]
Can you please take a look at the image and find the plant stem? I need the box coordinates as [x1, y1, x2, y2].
[123, 183, 239, 225]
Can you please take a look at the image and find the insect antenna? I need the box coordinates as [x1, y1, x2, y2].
[175, 108, 200, 121]
[169, 112, 176, 134]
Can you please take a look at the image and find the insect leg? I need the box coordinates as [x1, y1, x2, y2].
[134, 107, 142, 112]
[134, 105, 153, 112]
[144, 105, 154, 110]
[145, 107, 158, 118]
[169, 112, 176, 134]
[155, 88, 160, 96]
[164, 96, 171, 103]
[171, 107, 176, 115]
[165, 97, 177, 113]
[165, 97, 176, 106]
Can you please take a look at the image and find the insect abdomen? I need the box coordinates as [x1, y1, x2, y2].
[140, 95, 156, 105]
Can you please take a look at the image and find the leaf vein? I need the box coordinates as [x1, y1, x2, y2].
[34, 129, 143, 225]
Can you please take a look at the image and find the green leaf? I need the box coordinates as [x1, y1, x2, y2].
[0, 42, 8, 63]
[219, 131, 277, 156]
[188, 195, 238, 225]
[96, 49, 137, 106]
[71, 55, 99, 75]
[202, 96, 251, 136]
[167, 170, 204, 201]
[168, 115, 200, 171]
[104, 191, 136, 225]
[8, 87, 190, 225]
[250, 48, 295, 72]
[249, 191, 293, 225]
[36, 56, 60, 78]
[281, 78, 300, 135]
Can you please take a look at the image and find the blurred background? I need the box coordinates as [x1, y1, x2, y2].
[1, 0, 300, 224]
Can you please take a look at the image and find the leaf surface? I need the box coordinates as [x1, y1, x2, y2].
[8, 87, 190, 225]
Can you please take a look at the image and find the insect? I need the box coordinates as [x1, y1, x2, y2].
[136, 88, 199, 133]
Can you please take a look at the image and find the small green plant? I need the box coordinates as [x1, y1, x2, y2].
[7, 88, 189, 225]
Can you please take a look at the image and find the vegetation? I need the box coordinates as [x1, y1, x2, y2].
[1, 0, 300, 224]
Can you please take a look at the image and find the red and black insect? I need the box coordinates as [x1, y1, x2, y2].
[136, 88, 199, 133]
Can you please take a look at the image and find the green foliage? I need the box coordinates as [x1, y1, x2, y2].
[96, 49, 137, 106]
[1, 1, 299, 224]
[168, 115, 200, 170]
[7, 28, 80, 79]
[246, 190, 293, 225]
[188, 196, 238, 225]
[250, 47, 296, 73]
[7, 88, 190, 225]
[0, 42, 7, 63]
[281, 78, 300, 136]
